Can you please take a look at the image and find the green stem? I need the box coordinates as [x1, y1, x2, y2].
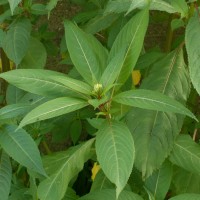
[42, 140, 52, 155]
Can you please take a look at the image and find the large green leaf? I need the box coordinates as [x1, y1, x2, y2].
[0, 125, 46, 176]
[8, 0, 21, 14]
[64, 20, 101, 84]
[126, 49, 190, 177]
[0, 69, 81, 98]
[144, 161, 173, 200]
[173, 167, 200, 194]
[185, 12, 200, 95]
[96, 120, 135, 197]
[37, 139, 95, 200]
[169, 135, 200, 175]
[19, 97, 88, 128]
[104, 0, 176, 14]
[109, 8, 149, 87]
[19, 37, 47, 69]
[79, 189, 144, 200]
[2, 19, 31, 65]
[169, 194, 200, 200]
[0, 151, 12, 200]
[113, 89, 196, 119]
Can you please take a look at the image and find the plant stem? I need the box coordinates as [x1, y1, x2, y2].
[42, 140, 52, 155]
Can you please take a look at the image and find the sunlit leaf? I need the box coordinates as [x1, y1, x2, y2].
[64, 20, 101, 84]
[113, 89, 196, 120]
[19, 97, 88, 128]
[96, 120, 135, 197]
[109, 9, 149, 87]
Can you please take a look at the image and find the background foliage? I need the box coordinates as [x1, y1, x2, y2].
[0, 0, 200, 200]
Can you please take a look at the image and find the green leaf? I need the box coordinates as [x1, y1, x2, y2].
[64, 20, 101, 84]
[169, 135, 200, 175]
[113, 89, 196, 120]
[49, 75, 92, 96]
[19, 97, 88, 128]
[70, 120, 82, 144]
[170, 0, 188, 18]
[145, 161, 173, 200]
[46, 0, 59, 18]
[0, 69, 80, 98]
[19, 37, 47, 69]
[104, 0, 176, 14]
[173, 167, 200, 194]
[109, 9, 149, 87]
[96, 120, 135, 197]
[8, 0, 21, 14]
[169, 194, 200, 200]
[0, 103, 30, 120]
[79, 189, 144, 200]
[0, 125, 46, 176]
[100, 50, 125, 88]
[2, 19, 31, 65]
[84, 12, 119, 34]
[126, 49, 191, 177]
[90, 169, 115, 192]
[185, 12, 200, 96]
[0, 151, 12, 200]
[37, 139, 95, 200]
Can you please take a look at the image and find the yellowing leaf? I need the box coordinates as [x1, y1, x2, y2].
[91, 162, 100, 181]
[132, 70, 141, 85]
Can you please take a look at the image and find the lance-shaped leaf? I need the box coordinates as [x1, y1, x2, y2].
[49, 75, 92, 96]
[0, 103, 30, 120]
[169, 135, 200, 175]
[0, 69, 82, 98]
[108, 8, 149, 87]
[8, 0, 21, 14]
[100, 50, 125, 88]
[169, 194, 200, 200]
[185, 12, 200, 95]
[96, 120, 135, 198]
[0, 151, 12, 200]
[37, 139, 95, 200]
[126, 49, 191, 177]
[64, 20, 101, 85]
[0, 125, 46, 176]
[19, 97, 88, 128]
[145, 161, 173, 200]
[79, 189, 144, 200]
[2, 19, 31, 65]
[114, 89, 196, 119]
